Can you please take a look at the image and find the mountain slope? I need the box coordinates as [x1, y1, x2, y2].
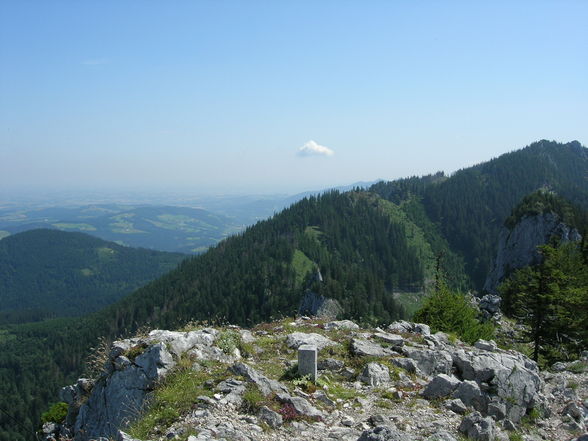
[372, 140, 588, 288]
[0, 229, 186, 324]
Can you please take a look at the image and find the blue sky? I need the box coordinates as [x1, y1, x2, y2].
[1, 1, 587, 195]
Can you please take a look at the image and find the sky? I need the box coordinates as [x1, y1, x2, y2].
[1, 1, 587, 196]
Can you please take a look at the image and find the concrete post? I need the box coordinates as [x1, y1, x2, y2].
[298, 344, 317, 382]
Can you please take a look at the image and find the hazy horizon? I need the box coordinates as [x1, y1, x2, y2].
[2, 2, 587, 197]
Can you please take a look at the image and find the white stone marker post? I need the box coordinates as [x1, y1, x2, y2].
[298, 344, 318, 382]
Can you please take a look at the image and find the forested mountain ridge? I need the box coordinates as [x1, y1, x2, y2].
[371, 140, 588, 288]
[0, 229, 186, 325]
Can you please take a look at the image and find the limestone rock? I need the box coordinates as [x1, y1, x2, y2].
[299, 290, 343, 318]
[324, 320, 360, 331]
[351, 339, 394, 357]
[231, 363, 289, 396]
[451, 349, 543, 422]
[373, 332, 404, 348]
[484, 212, 582, 294]
[73, 342, 175, 441]
[359, 362, 390, 387]
[474, 340, 498, 352]
[387, 321, 431, 336]
[286, 332, 337, 350]
[389, 357, 418, 374]
[318, 358, 345, 371]
[422, 374, 461, 399]
[453, 380, 487, 413]
[276, 392, 323, 419]
[445, 398, 468, 415]
[404, 348, 453, 377]
[458, 412, 496, 441]
[258, 406, 283, 428]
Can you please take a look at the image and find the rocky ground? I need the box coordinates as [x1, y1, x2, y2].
[45, 318, 588, 441]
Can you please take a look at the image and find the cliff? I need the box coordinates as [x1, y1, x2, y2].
[483, 212, 582, 295]
[43, 318, 588, 441]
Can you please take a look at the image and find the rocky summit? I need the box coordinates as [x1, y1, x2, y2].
[45, 318, 588, 441]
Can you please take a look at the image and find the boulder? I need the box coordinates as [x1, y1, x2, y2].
[479, 295, 501, 315]
[275, 392, 323, 419]
[458, 412, 496, 441]
[373, 332, 405, 348]
[387, 321, 431, 336]
[258, 406, 283, 428]
[285, 332, 337, 350]
[231, 363, 289, 396]
[422, 374, 461, 399]
[358, 362, 390, 387]
[351, 339, 394, 357]
[389, 357, 418, 374]
[445, 398, 468, 415]
[474, 340, 498, 352]
[451, 349, 543, 422]
[147, 329, 215, 357]
[403, 348, 453, 377]
[453, 380, 488, 413]
[318, 358, 345, 371]
[324, 320, 360, 331]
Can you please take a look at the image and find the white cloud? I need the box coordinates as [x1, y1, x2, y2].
[297, 140, 335, 157]
[81, 58, 109, 66]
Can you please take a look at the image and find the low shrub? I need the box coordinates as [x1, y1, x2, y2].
[41, 402, 68, 424]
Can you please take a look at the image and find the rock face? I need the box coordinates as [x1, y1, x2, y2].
[298, 290, 343, 318]
[72, 343, 175, 441]
[60, 329, 228, 441]
[483, 212, 581, 294]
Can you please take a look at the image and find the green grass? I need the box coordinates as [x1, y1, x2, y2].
[97, 246, 117, 261]
[392, 291, 426, 319]
[127, 357, 226, 439]
[567, 360, 588, 373]
[291, 249, 316, 288]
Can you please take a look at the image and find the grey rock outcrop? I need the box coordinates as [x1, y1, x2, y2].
[404, 347, 453, 377]
[484, 212, 582, 294]
[299, 290, 343, 318]
[231, 362, 289, 396]
[324, 320, 359, 331]
[359, 362, 390, 387]
[258, 406, 283, 428]
[452, 349, 543, 422]
[458, 411, 496, 441]
[422, 374, 461, 399]
[71, 343, 175, 441]
[352, 339, 395, 357]
[388, 320, 431, 336]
